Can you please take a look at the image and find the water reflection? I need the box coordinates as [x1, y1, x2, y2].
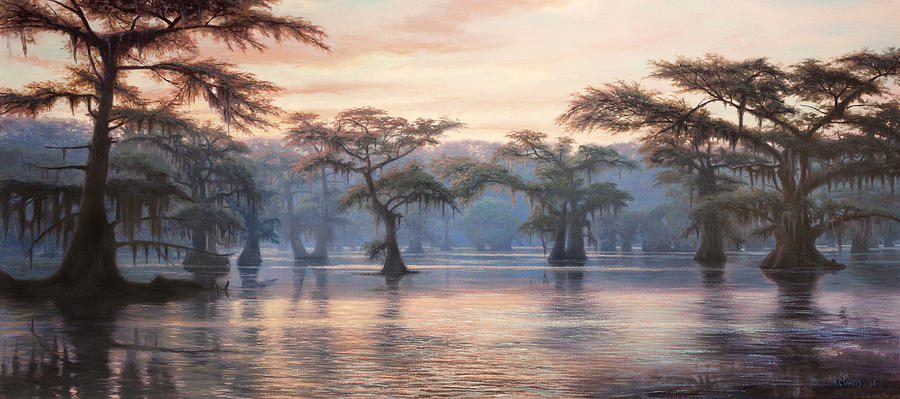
[543, 270, 597, 347]
[292, 261, 308, 301]
[2, 249, 900, 397]
[184, 264, 230, 289]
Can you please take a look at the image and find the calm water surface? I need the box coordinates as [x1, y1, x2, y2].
[1, 248, 899, 398]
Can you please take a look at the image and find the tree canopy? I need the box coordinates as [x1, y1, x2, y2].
[559, 50, 900, 271]
[286, 107, 462, 274]
[437, 130, 634, 263]
[0, 0, 328, 297]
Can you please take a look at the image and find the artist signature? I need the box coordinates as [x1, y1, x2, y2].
[832, 377, 878, 388]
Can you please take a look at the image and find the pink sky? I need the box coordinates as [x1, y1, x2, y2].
[2, 0, 899, 143]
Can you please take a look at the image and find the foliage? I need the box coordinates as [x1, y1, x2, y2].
[341, 161, 459, 216]
[437, 130, 634, 261]
[559, 50, 900, 267]
[0, 0, 328, 289]
[361, 239, 386, 261]
[286, 107, 462, 273]
[459, 199, 521, 250]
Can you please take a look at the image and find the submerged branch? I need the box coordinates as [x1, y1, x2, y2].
[115, 240, 234, 257]
[25, 162, 86, 171]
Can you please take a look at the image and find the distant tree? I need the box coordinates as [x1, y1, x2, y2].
[818, 188, 899, 253]
[438, 130, 634, 264]
[250, 135, 351, 261]
[286, 108, 462, 274]
[232, 196, 280, 266]
[0, 0, 327, 296]
[561, 83, 752, 262]
[401, 211, 428, 253]
[246, 143, 315, 260]
[639, 189, 699, 252]
[122, 123, 255, 266]
[617, 211, 644, 253]
[559, 51, 900, 272]
[459, 199, 520, 251]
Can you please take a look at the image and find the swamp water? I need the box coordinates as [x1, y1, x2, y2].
[1, 248, 899, 398]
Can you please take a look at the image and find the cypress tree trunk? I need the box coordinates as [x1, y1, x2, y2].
[762, 157, 841, 271]
[363, 172, 409, 275]
[310, 224, 330, 260]
[285, 187, 310, 260]
[761, 216, 839, 270]
[309, 166, 330, 260]
[694, 216, 726, 263]
[237, 236, 261, 265]
[48, 45, 126, 292]
[381, 213, 408, 274]
[694, 168, 726, 263]
[290, 232, 310, 259]
[237, 205, 262, 266]
[565, 214, 587, 260]
[548, 210, 568, 262]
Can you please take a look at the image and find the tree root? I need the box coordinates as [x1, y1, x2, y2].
[0, 270, 210, 302]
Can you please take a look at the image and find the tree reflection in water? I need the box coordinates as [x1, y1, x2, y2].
[664, 264, 900, 398]
[0, 300, 181, 398]
[2, 250, 900, 398]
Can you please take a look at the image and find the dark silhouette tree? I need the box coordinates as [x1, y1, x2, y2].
[437, 130, 634, 264]
[0, 0, 327, 296]
[286, 108, 461, 274]
[559, 51, 900, 271]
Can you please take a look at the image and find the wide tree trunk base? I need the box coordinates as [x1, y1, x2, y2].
[380, 262, 410, 275]
[236, 248, 261, 266]
[0, 270, 208, 301]
[380, 251, 410, 274]
[760, 244, 843, 271]
[237, 239, 262, 266]
[236, 245, 261, 266]
[759, 242, 844, 289]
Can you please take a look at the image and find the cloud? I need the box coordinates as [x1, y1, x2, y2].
[1, 0, 898, 145]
